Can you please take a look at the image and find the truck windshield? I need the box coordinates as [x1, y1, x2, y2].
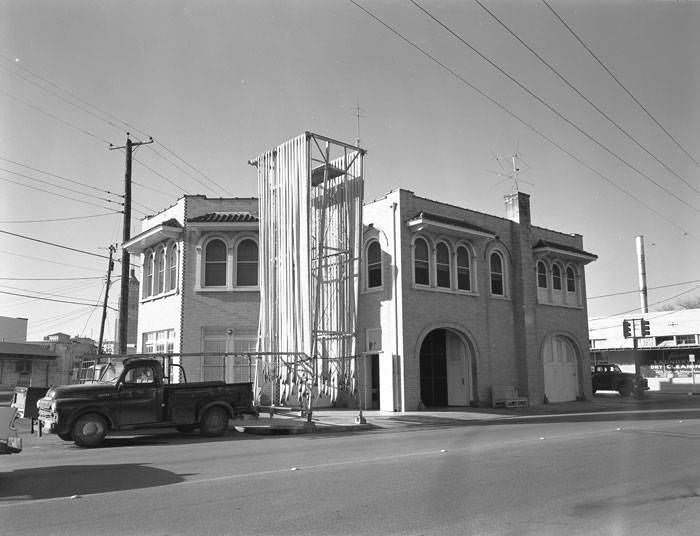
[97, 361, 125, 383]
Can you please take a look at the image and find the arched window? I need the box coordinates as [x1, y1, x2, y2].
[205, 239, 227, 286]
[490, 251, 504, 296]
[456, 246, 471, 291]
[537, 261, 548, 288]
[414, 238, 430, 286]
[436, 242, 451, 288]
[143, 251, 153, 298]
[566, 267, 576, 293]
[155, 247, 165, 294]
[366, 240, 382, 288]
[552, 264, 562, 291]
[236, 239, 258, 287]
[168, 245, 178, 291]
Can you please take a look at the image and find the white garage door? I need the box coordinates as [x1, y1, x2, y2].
[543, 336, 579, 403]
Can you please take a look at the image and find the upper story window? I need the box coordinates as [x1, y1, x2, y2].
[537, 261, 548, 288]
[456, 246, 471, 291]
[552, 264, 562, 291]
[414, 237, 430, 286]
[435, 242, 451, 288]
[155, 247, 165, 294]
[143, 251, 154, 298]
[366, 240, 382, 289]
[490, 251, 505, 296]
[236, 239, 258, 287]
[205, 239, 227, 287]
[566, 266, 576, 293]
[168, 245, 178, 291]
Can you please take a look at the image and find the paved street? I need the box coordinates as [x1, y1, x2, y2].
[4, 401, 700, 536]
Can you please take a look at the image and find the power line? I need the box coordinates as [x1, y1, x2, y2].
[0, 229, 113, 260]
[132, 156, 189, 194]
[473, 0, 700, 198]
[132, 179, 176, 198]
[0, 248, 104, 272]
[0, 155, 123, 197]
[349, 1, 697, 240]
[0, 88, 113, 145]
[0, 213, 118, 224]
[0, 166, 124, 206]
[0, 289, 117, 310]
[0, 174, 123, 212]
[541, 0, 700, 170]
[410, 0, 700, 216]
[153, 141, 234, 196]
[588, 278, 700, 300]
[0, 276, 103, 281]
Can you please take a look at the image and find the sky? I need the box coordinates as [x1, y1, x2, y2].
[1, 0, 699, 342]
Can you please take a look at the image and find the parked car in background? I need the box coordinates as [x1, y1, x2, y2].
[0, 404, 22, 454]
[591, 363, 649, 398]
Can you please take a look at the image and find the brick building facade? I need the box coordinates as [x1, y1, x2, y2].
[125, 190, 595, 410]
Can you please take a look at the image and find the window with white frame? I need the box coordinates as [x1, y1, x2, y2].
[490, 251, 505, 296]
[552, 264, 562, 291]
[435, 242, 451, 288]
[456, 246, 471, 291]
[236, 239, 258, 287]
[168, 244, 178, 291]
[204, 239, 227, 287]
[537, 261, 548, 288]
[155, 247, 165, 294]
[142, 329, 175, 354]
[143, 251, 153, 298]
[566, 266, 576, 293]
[414, 237, 430, 286]
[366, 240, 382, 289]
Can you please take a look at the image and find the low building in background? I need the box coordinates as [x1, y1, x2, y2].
[589, 309, 700, 392]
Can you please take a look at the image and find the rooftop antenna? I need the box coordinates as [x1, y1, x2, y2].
[352, 101, 366, 147]
[486, 149, 533, 192]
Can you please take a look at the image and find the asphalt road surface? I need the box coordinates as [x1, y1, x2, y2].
[3, 411, 700, 536]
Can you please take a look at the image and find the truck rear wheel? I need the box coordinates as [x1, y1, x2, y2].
[200, 407, 228, 437]
[72, 413, 107, 448]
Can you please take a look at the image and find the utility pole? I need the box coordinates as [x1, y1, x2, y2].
[635, 235, 648, 313]
[110, 133, 152, 354]
[98, 244, 115, 354]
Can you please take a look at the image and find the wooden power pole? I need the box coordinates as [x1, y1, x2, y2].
[110, 133, 152, 354]
[97, 244, 115, 354]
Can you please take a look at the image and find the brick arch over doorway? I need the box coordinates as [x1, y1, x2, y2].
[418, 328, 476, 407]
[541, 333, 582, 403]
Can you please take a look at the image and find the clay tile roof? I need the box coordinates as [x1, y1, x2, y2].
[161, 218, 182, 227]
[187, 212, 259, 223]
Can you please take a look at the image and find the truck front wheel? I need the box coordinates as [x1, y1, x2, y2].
[72, 413, 107, 448]
[200, 407, 228, 437]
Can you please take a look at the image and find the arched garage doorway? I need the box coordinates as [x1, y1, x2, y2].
[542, 334, 580, 403]
[419, 328, 474, 407]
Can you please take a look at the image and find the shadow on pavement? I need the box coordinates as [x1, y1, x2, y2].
[0, 464, 191, 500]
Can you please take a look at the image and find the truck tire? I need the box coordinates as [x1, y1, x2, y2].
[200, 407, 228, 437]
[72, 413, 107, 448]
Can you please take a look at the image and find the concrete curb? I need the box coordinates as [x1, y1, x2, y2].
[233, 423, 375, 435]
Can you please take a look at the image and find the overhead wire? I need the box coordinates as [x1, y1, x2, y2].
[153, 141, 234, 195]
[541, 0, 700, 170]
[0, 174, 123, 212]
[0, 155, 123, 197]
[0, 213, 118, 224]
[349, 1, 697, 240]
[0, 166, 124, 207]
[0, 228, 114, 260]
[0, 289, 116, 310]
[588, 279, 700, 300]
[410, 0, 700, 216]
[0, 248, 105, 273]
[0, 88, 113, 146]
[473, 0, 700, 198]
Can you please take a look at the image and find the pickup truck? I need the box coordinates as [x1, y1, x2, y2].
[591, 363, 649, 398]
[37, 356, 257, 448]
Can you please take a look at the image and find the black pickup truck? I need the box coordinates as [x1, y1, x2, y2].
[37, 356, 257, 447]
[591, 363, 649, 398]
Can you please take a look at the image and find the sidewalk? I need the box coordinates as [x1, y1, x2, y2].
[235, 391, 700, 435]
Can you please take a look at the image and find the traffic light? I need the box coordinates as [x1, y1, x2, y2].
[622, 319, 632, 338]
[640, 318, 650, 337]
